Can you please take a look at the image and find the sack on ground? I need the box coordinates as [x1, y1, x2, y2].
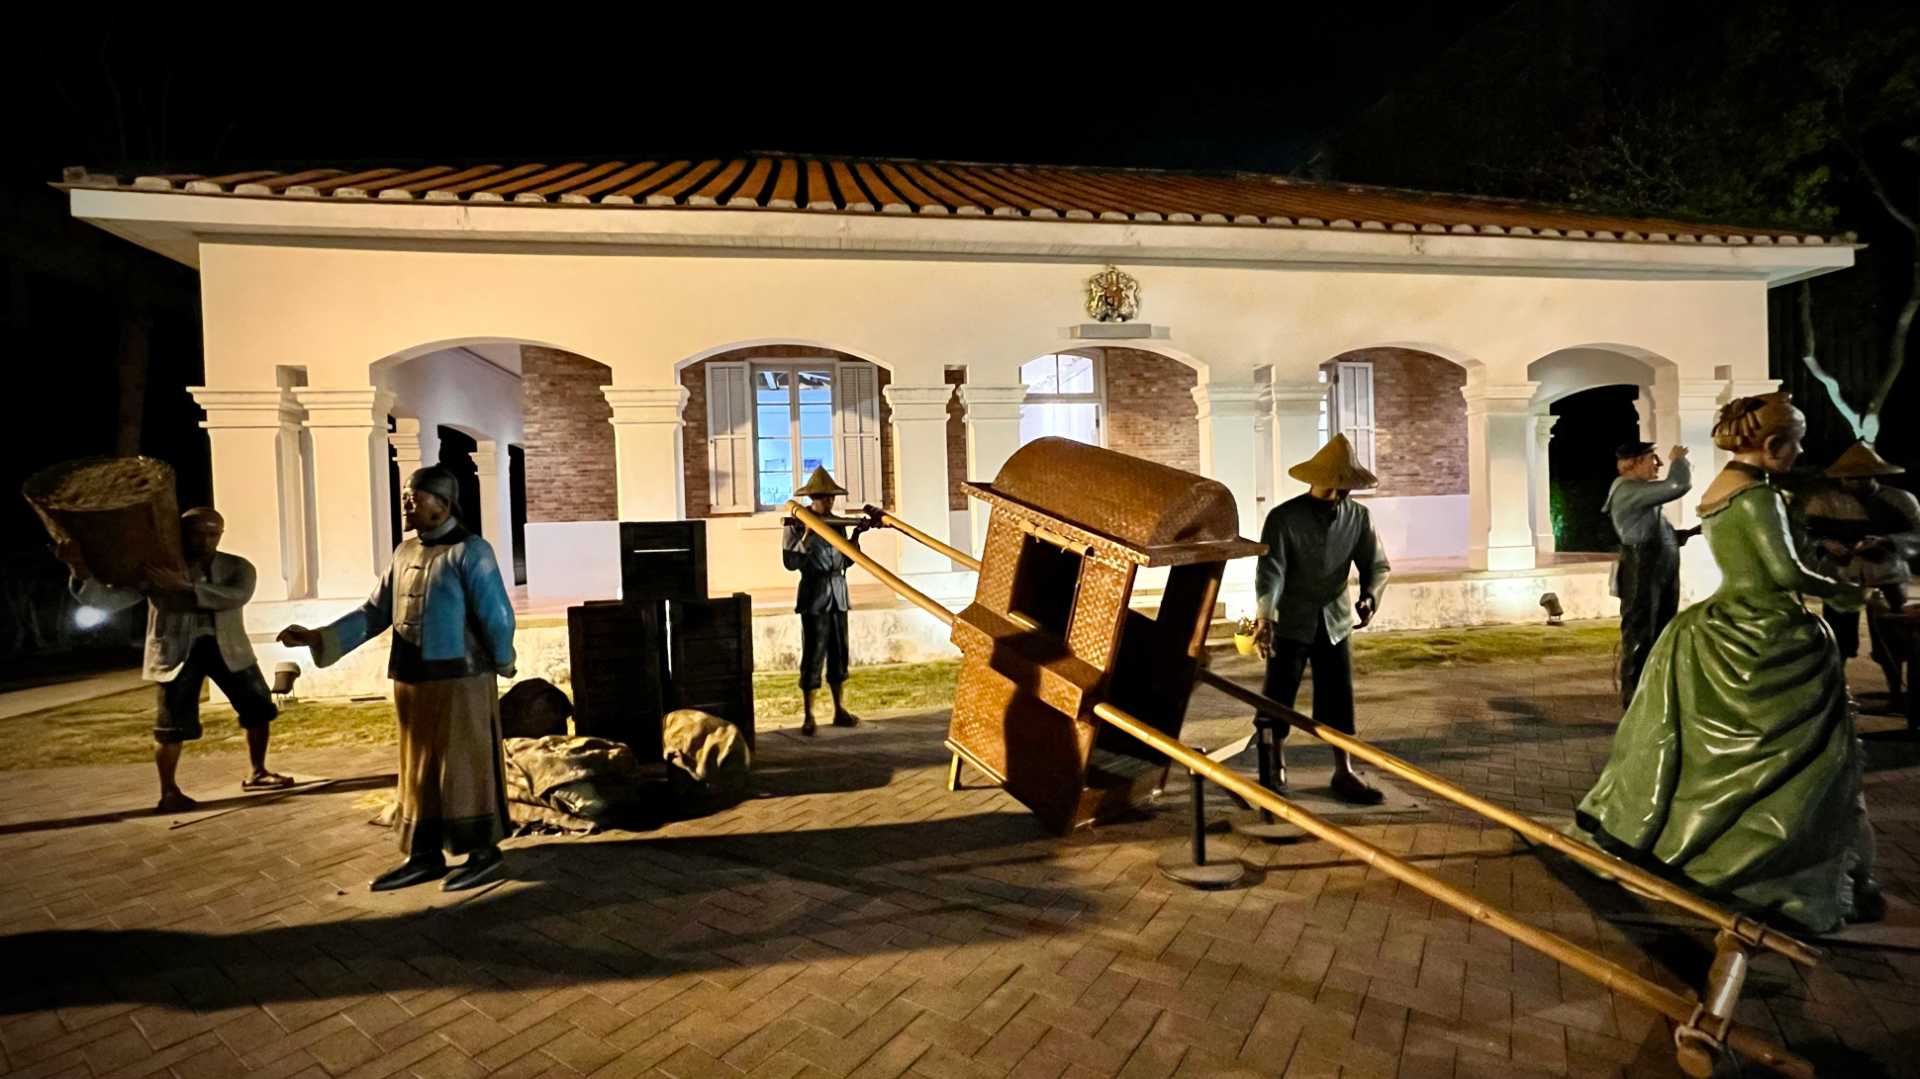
[663, 709, 752, 811]
[500, 679, 574, 739]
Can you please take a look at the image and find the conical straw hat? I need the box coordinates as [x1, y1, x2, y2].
[1288, 434, 1378, 490]
[792, 466, 848, 498]
[1824, 441, 1905, 479]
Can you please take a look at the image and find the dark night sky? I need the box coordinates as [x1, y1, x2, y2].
[0, 11, 1515, 553]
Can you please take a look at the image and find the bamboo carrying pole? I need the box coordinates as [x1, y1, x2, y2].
[1089, 701, 1812, 1079]
[782, 506, 1816, 1078]
[785, 503, 956, 627]
[1192, 669, 1821, 968]
[854, 518, 1820, 967]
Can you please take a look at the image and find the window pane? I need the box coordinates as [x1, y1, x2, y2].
[755, 369, 792, 398]
[757, 405, 789, 434]
[1020, 356, 1059, 394]
[1057, 354, 1095, 394]
[796, 370, 832, 404]
[1020, 402, 1101, 446]
[800, 438, 835, 473]
[759, 472, 793, 506]
[757, 438, 791, 472]
[799, 403, 832, 437]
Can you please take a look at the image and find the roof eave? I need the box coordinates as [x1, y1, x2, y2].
[66, 188, 1856, 285]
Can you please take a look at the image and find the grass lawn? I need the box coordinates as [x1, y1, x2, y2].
[0, 620, 1617, 771]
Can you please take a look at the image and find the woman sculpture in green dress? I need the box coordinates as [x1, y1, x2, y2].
[1573, 392, 1882, 933]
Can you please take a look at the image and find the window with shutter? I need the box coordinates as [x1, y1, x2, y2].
[704, 361, 755, 514]
[835, 361, 883, 507]
[1330, 361, 1377, 472]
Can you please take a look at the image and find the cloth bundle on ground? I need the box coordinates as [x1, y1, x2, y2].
[663, 709, 752, 811]
[502, 735, 660, 833]
[500, 678, 574, 739]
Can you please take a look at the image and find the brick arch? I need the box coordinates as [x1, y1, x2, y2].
[1066, 347, 1201, 473]
[1326, 346, 1467, 498]
[520, 346, 616, 523]
[679, 344, 896, 518]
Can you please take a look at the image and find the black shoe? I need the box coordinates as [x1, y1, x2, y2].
[831, 711, 861, 728]
[800, 716, 817, 737]
[1329, 773, 1386, 806]
[370, 857, 447, 892]
[443, 849, 505, 892]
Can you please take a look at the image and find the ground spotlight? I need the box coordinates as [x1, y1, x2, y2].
[73, 606, 108, 630]
[1539, 592, 1564, 625]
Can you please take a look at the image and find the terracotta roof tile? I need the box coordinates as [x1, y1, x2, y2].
[66, 154, 1839, 245]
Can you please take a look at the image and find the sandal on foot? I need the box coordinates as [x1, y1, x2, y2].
[155, 791, 200, 814]
[242, 772, 296, 791]
[799, 717, 818, 737]
[831, 711, 861, 728]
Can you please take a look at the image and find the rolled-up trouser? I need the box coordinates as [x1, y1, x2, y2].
[1260, 621, 1354, 742]
[798, 609, 850, 691]
[1618, 538, 1680, 709]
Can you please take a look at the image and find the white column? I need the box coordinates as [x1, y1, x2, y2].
[1672, 378, 1728, 530]
[1268, 379, 1326, 505]
[1631, 388, 1656, 445]
[190, 387, 309, 602]
[1461, 375, 1541, 572]
[1253, 392, 1274, 516]
[1193, 381, 1266, 592]
[293, 387, 395, 597]
[1529, 411, 1560, 555]
[603, 385, 688, 521]
[389, 417, 423, 478]
[471, 439, 512, 576]
[960, 385, 1027, 556]
[883, 385, 957, 575]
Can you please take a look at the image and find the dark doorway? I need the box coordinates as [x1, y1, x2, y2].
[1550, 385, 1641, 552]
[386, 416, 402, 547]
[508, 445, 527, 585]
[436, 426, 482, 535]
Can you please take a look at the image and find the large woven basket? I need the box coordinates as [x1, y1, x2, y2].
[22, 456, 186, 589]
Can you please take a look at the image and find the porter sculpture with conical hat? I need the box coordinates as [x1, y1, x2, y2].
[1804, 440, 1920, 706]
[1250, 434, 1391, 804]
[782, 466, 870, 735]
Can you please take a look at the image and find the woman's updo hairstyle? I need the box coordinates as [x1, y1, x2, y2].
[1712, 392, 1801, 452]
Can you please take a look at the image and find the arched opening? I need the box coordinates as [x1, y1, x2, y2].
[1316, 347, 1472, 563]
[1548, 386, 1642, 552]
[1527, 346, 1670, 556]
[374, 339, 610, 602]
[1013, 347, 1200, 471]
[679, 343, 894, 518]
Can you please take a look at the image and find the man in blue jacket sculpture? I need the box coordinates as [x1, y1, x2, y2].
[279, 465, 517, 892]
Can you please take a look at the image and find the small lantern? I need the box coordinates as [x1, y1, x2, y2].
[1539, 593, 1564, 625]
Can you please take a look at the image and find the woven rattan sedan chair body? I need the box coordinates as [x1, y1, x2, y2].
[948, 437, 1264, 833]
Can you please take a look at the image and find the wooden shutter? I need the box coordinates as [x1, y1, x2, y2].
[1334, 361, 1377, 472]
[835, 361, 883, 507]
[704, 361, 754, 514]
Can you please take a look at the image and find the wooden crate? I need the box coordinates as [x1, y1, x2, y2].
[621, 521, 707, 603]
[566, 600, 669, 761]
[667, 593, 755, 747]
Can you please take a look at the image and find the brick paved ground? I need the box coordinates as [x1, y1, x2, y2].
[1, 652, 1915, 1079]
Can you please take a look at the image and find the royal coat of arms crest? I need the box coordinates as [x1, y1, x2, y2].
[1085, 266, 1140, 323]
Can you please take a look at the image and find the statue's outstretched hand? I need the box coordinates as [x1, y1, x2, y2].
[278, 625, 319, 649]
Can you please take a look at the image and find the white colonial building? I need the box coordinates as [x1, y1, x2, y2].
[60, 156, 1851, 696]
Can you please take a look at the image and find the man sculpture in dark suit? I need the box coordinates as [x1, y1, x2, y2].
[783, 467, 871, 736]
